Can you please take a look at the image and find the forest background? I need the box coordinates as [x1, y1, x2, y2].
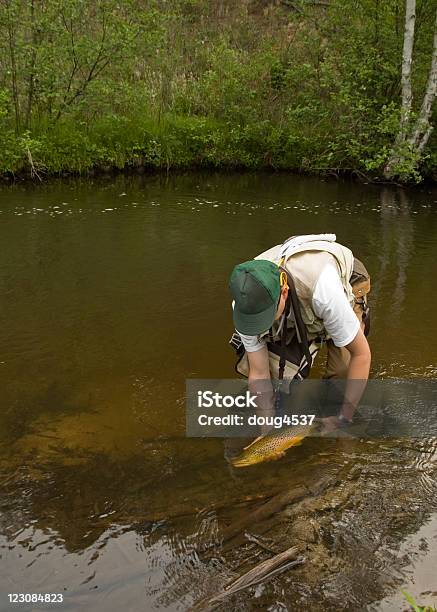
[1, 0, 437, 182]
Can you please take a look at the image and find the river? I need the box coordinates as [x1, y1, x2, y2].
[0, 172, 436, 611]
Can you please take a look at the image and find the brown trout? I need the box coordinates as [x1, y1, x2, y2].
[230, 420, 320, 468]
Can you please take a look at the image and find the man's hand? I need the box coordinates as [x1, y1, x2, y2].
[320, 415, 353, 436]
[320, 416, 341, 435]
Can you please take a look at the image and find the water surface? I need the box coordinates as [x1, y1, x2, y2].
[0, 173, 436, 611]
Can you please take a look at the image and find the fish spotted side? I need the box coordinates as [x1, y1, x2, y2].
[230, 420, 320, 467]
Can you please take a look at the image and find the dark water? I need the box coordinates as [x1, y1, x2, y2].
[0, 173, 436, 611]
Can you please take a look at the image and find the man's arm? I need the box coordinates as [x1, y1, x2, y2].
[321, 327, 370, 434]
[341, 326, 371, 421]
[247, 346, 275, 433]
[312, 265, 371, 432]
[247, 344, 270, 380]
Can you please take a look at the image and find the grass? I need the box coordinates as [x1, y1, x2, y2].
[402, 590, 437, 612]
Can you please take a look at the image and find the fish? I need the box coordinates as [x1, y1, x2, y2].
[230, 420, 320, 468]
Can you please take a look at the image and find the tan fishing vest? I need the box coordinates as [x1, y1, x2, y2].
[255, 240, 355, 338]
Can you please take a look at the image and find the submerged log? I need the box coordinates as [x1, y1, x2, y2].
[207, 545, 303, 605]
[114, 490, 278, 525]
[221, 474, 336, 543]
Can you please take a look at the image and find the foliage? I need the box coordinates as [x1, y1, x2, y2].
[0, 0, 437, 180]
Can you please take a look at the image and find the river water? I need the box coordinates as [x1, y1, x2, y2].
[0, 172, 436, 611]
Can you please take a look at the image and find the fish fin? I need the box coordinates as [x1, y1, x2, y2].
[242, 435, 264, 451]
[272, 451, 286, 461]
[291, 436, 304, 447]
[231, 456, 261, 468]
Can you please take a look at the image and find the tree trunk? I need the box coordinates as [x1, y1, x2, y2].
[384, 1, 437, 181]
[399, 0, 416, 135]
[408, 8, 437, 151]
[384, 0, 416, 179]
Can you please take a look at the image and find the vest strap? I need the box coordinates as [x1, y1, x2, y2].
[278, 296, 290, 381]
[279, 266, 313, 377]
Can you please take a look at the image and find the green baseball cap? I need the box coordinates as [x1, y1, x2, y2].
[229, 259, 281, 335]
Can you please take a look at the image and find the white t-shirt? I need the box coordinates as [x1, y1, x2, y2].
[238, 263, 359, 352]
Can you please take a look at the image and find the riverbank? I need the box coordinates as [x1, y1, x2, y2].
[0, 113, 381, 179]
[3, 113, 437, 185]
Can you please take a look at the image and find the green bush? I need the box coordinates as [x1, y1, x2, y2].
[1, 0, 437, 180]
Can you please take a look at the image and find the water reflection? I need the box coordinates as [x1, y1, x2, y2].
[375, 188, 415, 320]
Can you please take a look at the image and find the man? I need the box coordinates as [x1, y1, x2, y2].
[229, 234, 371, 433]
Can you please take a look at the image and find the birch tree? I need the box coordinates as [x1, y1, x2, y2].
[384, 0, 437, 180]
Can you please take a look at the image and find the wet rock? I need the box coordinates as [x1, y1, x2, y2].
[289, 517, 319, 544]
